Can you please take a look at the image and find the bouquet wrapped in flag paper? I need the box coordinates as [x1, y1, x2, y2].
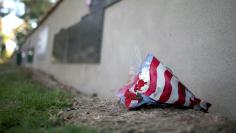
[117, 54, 211, 112]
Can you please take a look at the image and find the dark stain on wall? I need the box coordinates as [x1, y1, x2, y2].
[53, 0, 120, 63]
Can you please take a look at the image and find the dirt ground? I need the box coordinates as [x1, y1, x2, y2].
[32, 69, 236, 133]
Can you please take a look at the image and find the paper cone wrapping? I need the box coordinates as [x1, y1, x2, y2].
[117, 54, 211, 112]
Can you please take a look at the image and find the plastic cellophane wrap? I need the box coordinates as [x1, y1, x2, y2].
[117, 54, 211, 112]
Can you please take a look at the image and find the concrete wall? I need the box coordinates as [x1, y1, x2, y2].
[25, 0, 236, 120]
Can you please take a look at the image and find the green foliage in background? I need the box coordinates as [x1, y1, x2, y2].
[16, 0, 55, 47]
[22, 0, 54, 23]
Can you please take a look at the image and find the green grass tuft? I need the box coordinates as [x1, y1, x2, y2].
[0, 65, 97, 133]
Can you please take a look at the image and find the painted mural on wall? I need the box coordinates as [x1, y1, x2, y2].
[52, 0, 120, 63]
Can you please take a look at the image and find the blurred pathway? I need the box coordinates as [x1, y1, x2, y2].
[32, 68, 236, 133]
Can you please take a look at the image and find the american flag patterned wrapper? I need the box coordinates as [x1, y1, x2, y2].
[117, 54, 211, 112]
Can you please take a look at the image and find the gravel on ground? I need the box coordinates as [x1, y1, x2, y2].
[32, 69, 236, 133]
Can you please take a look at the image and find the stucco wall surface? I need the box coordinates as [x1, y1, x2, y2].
[25, 0, 236, 120]
[102, 0, 236, 120]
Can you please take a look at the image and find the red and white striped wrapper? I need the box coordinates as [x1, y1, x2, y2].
[117, 54, 211, 112]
